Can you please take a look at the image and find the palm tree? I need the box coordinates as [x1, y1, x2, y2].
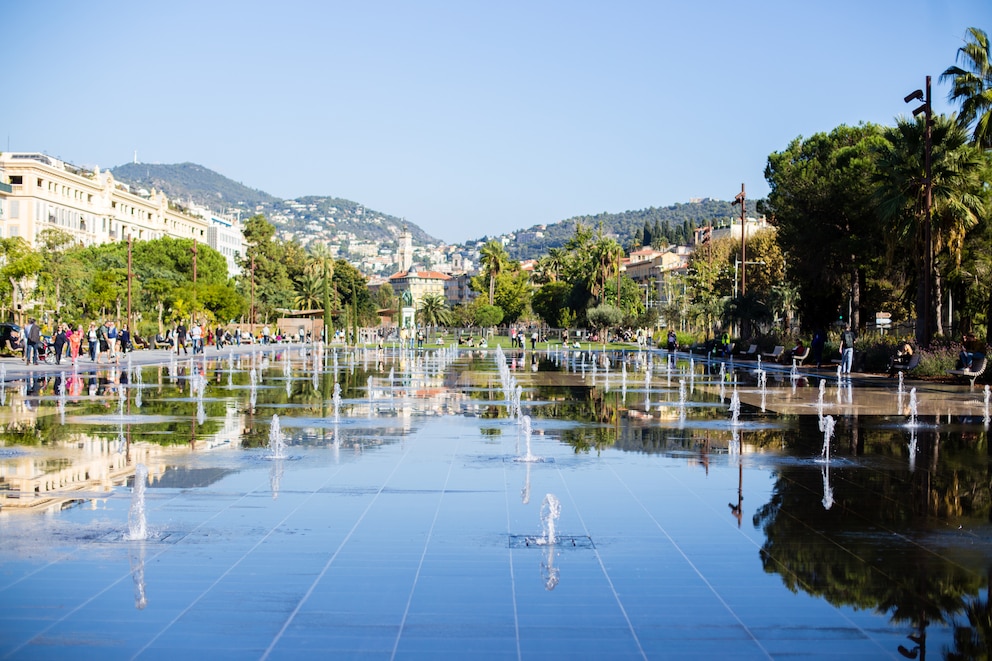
[941, 27, 992, 148]
[589, 236, 623, 305]
[537, 247, 567, 283]
[294, 273, 323, 311]
[416, 292, 452, 332]
[875, 114, 987, 338]
[479, 240, 509, 306]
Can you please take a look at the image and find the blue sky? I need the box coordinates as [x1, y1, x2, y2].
[3, 1, 989, 243]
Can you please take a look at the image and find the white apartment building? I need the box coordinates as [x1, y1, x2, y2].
[0, 153, 243, 276]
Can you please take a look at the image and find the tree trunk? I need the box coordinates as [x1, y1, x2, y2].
[851, 263, 861, 331]
[934, 269, 944, 338]
[986, 285, 992, 347]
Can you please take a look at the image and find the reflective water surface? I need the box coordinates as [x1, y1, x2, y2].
[1, 345, 990, 659]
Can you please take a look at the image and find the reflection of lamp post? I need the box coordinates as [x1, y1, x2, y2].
[733, 259, 765, 298]
[904, 77, 933, 346]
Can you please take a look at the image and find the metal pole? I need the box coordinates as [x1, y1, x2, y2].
[127, 236, 133, 334]
[739, 184, 747, 297]
[191, 239, 198, 325]
[924, 75, 933, 345]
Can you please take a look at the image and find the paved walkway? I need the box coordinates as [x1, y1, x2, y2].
[0, 343, 272, 378]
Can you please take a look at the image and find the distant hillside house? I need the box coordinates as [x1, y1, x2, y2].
[624, 246, 691, 289]
[388, 265, 451, 305]
[0, 152, 244, 276]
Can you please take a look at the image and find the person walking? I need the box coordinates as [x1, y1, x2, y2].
[96, 322, 109, 364]
[119, 324, 131, 354]
[24, 318, 41, 365]
[87, 323, 99, 362]
[53, 323, 68, 365]
[106, 321, 119, 364]
[175, 322, 188, 354]
[69, 325, 83, 365]
[840, 325, 856, 374]
[190, 321, 203, 354]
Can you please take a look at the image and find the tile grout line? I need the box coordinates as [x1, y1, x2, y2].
[606, 458, 774, 660]
[389, 428, 461, 660]
[260, 441, 417, 660]
[4, 470, 278, 661]
[551, 452, 648, 661]
[504, 425, 522, 661]
[132, 459, 350, 661]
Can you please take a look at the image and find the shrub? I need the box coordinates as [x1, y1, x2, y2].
[913, 343, 959, 377]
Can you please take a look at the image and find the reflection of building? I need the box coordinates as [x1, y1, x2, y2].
[0, 436, 166, 513]
[0, 385, 245, 513]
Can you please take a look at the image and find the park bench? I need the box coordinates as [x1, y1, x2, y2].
[761, 346, 785, 362]
[737, 344, 758, 359]
[791, 346, 810, 368]
[947, 355, 987, 388]
[889, 352, 920, 376]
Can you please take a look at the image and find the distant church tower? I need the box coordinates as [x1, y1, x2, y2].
[397, 225, 413, 272]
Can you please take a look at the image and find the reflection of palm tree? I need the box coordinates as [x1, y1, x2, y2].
[947, 569, 992, 661]
[941, 27, 992, 148]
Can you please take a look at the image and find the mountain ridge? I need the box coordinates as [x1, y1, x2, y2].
[109, 162, 758, 261]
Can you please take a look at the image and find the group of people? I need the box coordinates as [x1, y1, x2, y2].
[19, 319, 132, 366]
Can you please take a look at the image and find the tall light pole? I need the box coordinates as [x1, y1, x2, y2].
[126, 236, 133, 334]
[250, 255, 256, 334]
[731, 184, 747, 295]
[905, 77, 933, 346]
[733, 260, 766, 298]
[190, 239, 198, 325]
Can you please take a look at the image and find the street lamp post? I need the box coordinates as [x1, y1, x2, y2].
[905, 77, 933, 346]
[733, 259, 765, 299]
[731, 184, 747, 294]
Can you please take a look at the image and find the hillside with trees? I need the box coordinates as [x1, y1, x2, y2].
[110, 162, 440, 247]
[503, 198, 759, 260]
